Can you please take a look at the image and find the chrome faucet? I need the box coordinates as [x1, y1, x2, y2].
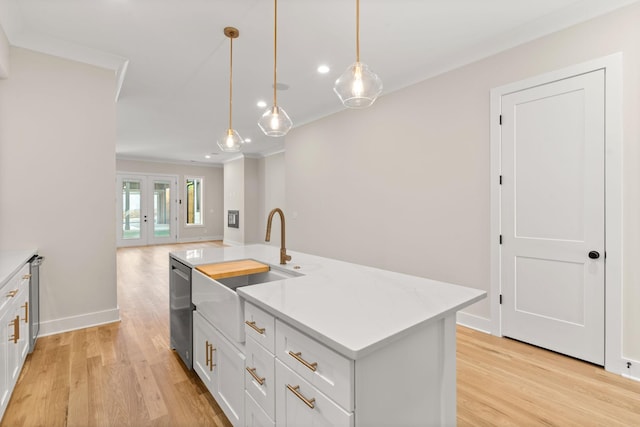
[265, 208, 291, 265]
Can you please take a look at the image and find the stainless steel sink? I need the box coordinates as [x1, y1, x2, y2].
[216, 269, 301, 290]
[192, 265, 302, 343]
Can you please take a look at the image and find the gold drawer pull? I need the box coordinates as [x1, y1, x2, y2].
[22, 274, 32, 280]
[7, 290, 18, 298]
[286, 384, 315, 409]
[21, 302, 28, 323]
[245, 320, 265, 335]
[8, 315, 19, 344]
[288, 351, 317, 372]
[246, 367, 265, 385]
[206, 342, 216, 371]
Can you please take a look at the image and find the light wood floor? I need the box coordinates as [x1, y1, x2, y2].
[2, 242, 639, 426]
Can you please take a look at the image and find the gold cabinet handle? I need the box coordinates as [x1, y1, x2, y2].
[208, 342, 216, 371]
[7, 290, 18, 298]
[288, 351, 318, 372]
[246, 367, 265, 385]
[22, 302, 28, 323]
[245, 320, 265, 335]
[286, 384, 315, 409]
[8, 315, 19, 344]
[22, 274, 32, 280]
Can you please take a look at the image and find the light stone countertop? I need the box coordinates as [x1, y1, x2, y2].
[0, 250, 38, 288]
[170, 244, 485, 359]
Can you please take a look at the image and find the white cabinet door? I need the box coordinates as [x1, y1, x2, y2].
[15, 286, 29, 368]
[193, 311, 245, 427]
[7, 283, 28, 388]
[210, 325, 245, 427]
[0, 307, 12, 416]
[193, 311, 216, 389]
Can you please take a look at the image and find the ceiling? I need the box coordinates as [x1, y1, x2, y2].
[0, 0, 637, 165]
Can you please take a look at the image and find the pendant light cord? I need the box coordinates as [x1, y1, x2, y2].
[229, 36, 234, 130]
[273, 0, 278, 106]
[356, 0, 360, 63]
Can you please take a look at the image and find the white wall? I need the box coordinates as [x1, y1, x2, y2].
[244, 157, 260, 244]
[224, 157, 245, 245]
[285, 3, 640, 362]
[0, 23, 8, 78]
[258, 152, 286, 248]
[223, 155, 263, 245]
[116, 159, 224, 242]
[0, 47, 118, 335]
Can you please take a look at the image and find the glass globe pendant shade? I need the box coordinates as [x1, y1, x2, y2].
[217, 128, 244, 153]
[258, 105, 293, 137]
[334, 61, 383, 109]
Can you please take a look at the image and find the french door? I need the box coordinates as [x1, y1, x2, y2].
[116, 174, 178, 247]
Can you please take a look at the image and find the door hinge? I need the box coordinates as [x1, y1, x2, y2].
[499, 175, 502, 185]
[499, 235, 502, 245]
[499, 294, 503, 305]
[499, 115, 503, 125]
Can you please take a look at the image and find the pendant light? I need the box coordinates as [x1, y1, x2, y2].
[333, 0, 382, 109]
[217, 27, 244, 153]
[258, 0, 293, 137]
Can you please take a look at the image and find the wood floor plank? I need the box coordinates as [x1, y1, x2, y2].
[2, 241, 639, 426]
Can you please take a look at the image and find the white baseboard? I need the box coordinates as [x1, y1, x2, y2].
[223, 239, 243, 246]
[456, 311, 492, 334]
[38, 307, 121, 337]
[177, 235, 223, 243]
[622, 357, 640, 382]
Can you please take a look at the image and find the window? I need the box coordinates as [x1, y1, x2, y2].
[185, 177, 204, 226]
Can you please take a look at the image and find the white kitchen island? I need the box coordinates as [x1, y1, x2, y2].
[170, 244, 485, 427]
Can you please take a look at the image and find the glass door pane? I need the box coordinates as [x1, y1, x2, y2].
[117, 174, 177, 247]
[121, 179, 142, 241]
[153, 180, 171, 239]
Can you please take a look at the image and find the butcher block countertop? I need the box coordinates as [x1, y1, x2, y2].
[195, 259, 270, 280]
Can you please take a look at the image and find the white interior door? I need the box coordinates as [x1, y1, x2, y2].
[500, 69, 605, 365]
[117, 174, 178, 247]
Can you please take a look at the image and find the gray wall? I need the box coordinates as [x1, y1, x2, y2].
[0, 47, 118, 335]
[284, 4, 640, 361]
[258, 152, 286, 248]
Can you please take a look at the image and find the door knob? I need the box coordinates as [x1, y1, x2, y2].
[588, 251, 600, 259]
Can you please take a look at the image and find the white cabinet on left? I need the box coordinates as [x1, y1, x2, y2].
[0, 263, 30, 419]
[193, 311, 245, 427]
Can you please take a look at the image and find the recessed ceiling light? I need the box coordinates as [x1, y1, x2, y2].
[205, 154, 211, 159]
[244, 138, 252, 143]
[257, 100, 267, 108]
[317, 65, 330, 74]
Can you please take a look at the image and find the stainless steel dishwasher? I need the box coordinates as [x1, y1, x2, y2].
[170, 257, 193, 369]
[28, 255, 43, 353]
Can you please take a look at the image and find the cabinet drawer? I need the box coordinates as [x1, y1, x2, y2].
[244, 337, 275, 420]
[0, 264, 29, 313]
[244, 391, 275, 427]
[244, 303, 275, 353]
[275, 320, 353, 411]
[275, 360, 353, 427]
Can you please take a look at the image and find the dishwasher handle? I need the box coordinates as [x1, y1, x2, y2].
[172, 267, 189, 281]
